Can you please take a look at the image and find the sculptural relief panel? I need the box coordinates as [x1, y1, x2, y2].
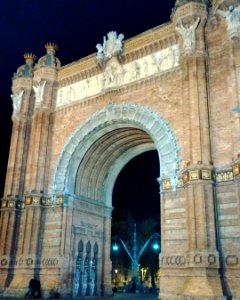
[56, 45, 179, 108]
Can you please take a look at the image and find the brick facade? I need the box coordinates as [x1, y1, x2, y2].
[1, 0, 240, 298]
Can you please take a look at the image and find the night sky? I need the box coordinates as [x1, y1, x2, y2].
[0, 1, 175, 212]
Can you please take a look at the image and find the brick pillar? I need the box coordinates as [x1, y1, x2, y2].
[100, 213, 112, 297]
[24, 68, 57, 194]
[158, 2, 227, 299]
[227, 40, 240, 159]
[0, 75, 33, 290]
[4, 77, 33, 197]
[180, 51, 211, 165]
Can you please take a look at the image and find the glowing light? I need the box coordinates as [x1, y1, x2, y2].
[152, 243, 160, 251]
[112, 243, 119, 251]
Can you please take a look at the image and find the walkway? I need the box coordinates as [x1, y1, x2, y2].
[74, 293, 157, 299]
[0, 293, 158, 300]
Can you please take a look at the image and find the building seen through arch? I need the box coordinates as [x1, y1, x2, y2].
[1, 0, 240, 298]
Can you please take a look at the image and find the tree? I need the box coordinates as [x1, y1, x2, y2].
[138, 217, 160, 288]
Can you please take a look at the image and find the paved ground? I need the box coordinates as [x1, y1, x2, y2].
[110, 293, 157, 299]
[0, 293, 158, 300]
[80, 293, 158, 299]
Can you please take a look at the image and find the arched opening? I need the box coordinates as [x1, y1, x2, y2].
[111, 150, 160, 292]
[113, 150, 160, 220]
[52, 103, 180, 296]
[53, 103, 180, 197]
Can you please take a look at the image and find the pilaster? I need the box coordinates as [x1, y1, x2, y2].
[24, 67, 57, 194]
[172, 1, 212, 166]
[159, 167, 226, 298]
[4, 77, 33, 197]
[227, 38, 240, 158]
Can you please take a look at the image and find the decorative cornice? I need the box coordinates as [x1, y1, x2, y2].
[161, 160, 240, 191]
[0, 194, 64, 210]
[54, 69, 181, 116]
[58, 22, 176, 85]
[172, 2, 207, 21]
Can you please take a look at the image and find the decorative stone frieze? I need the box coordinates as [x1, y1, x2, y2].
[56, 45, 180, 108]
[73, 223, 103, 238]
[0, 198, 24, 210]
[161, 157, 240, 191]
[225, 254, 239, 267]
[160, 251, 219, 268]
[215, 169, 233, 182]
[0, 255, 60, 269]
[10, 195, 64, 207]
[161, 166, 213, 191]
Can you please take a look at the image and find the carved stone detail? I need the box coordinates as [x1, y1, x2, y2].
[11, 90, 24, 113]
[176, 18, 200, 52]
[225, 255, 239, 266]
[56, 45, 179, 108]
[217, 5, 240, 39]
[33, 80, 46, 107]
[161, 162, 240, 191]
[53, 103, 180, 196]
[96, 31, 124, 63]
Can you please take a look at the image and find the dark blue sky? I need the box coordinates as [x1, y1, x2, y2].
[0, 0, 175, 197]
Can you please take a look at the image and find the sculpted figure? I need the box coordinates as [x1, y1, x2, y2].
[14, 53, 36, 78]
[33, 80, 46, 105]
[217, 5, 240, 38]
[11, 90, 24, 113]
[96, 31, 124, 62]
[37, 43, 61, 69]
[176, 18, 200, 51]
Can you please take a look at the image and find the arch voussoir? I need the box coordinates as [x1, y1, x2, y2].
[53, 103, 180, 196]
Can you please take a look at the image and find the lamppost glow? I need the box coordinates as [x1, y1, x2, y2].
[112, 224, 160, 283]
[112, 243, 119, 251]
[152, 242, 160, 251]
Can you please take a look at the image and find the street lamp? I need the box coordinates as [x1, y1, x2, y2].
[112, 224, 160, 284]
[112, 243, 119, 251]
[152, 242, 160, 251]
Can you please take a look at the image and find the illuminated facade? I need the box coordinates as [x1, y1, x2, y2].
[1, 0, 240, 298]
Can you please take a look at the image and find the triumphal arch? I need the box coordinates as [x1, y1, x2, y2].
[1, 0, 240, 298]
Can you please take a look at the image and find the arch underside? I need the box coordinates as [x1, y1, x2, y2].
[75, 127, 155, 204]
[53, 103, 180, 202]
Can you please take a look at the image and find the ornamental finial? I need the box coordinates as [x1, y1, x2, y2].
[13, 53, 36, 79]
[45, 42, 59, 52]
[36, 42, 61, 69]
[23, 53, 37, 62]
